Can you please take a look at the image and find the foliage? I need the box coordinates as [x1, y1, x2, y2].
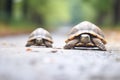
[28, 0, 70, 27]
[0, 0, 120, 30]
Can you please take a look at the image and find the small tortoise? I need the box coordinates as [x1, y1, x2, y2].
[25, 28, 53, 47]
[64, 21, 107, 51]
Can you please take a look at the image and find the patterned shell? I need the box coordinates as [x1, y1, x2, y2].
[28, 28, 53, 43]
[65, 21, 107, 44]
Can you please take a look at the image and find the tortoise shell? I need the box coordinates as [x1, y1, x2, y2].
[65, 21, 107, 44]
[28, 28, 53, 43]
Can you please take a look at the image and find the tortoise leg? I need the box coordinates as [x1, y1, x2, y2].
[64, 39, 79, 49]
[76, 42, 84, 47]
[44, 41, 52, 48]
[92, 38, 106, 51]
[86, 43, 94, 47]
[76, 42, 94, 47]
[25, 41, 34, 47]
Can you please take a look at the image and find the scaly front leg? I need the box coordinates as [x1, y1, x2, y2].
[64, 39, 79, 49]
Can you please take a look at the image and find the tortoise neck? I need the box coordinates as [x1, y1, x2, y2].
[36, 37, 43, 45]
[80, 34, 91, 43]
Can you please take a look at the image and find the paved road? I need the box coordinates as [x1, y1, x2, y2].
[0, 27, 120, 80]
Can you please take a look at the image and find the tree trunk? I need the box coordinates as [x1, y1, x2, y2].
[96, 12, 107, 26]
[0, 0, 12, 21]
[113, 0, 120, 25]
[6, 0, 12, 18]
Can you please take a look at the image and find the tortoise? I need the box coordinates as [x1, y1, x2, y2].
[25, 28, 53, 47]
[64, 21, 107, 51]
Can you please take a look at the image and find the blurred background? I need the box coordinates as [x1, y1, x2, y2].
[0, 0, 120, 36]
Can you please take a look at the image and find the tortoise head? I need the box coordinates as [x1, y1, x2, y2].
[36, 37, 43, 45]
[80, 34, 91, 43]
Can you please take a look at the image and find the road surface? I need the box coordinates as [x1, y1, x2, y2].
[0, 27, 120, 80]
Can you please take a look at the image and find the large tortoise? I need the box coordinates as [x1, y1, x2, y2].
[64, 21, 107, 51]
[25, 28, 53, 47]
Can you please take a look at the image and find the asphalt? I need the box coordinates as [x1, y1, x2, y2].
[0, 28, 120, 80]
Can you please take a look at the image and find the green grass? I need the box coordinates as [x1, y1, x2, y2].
[0, 20, 120, 36]
[101, 25, 120, 31]
[0, 20, 37, 36]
